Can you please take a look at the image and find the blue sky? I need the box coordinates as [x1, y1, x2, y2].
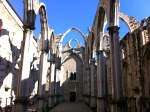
[9, 0, 150, 46]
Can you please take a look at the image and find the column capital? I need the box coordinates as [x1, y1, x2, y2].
[107, 26, 120, 34]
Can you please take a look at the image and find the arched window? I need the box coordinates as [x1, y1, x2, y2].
[102, 35, 110, 51]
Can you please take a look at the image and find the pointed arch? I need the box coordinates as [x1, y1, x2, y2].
[94, 6, 106, 50]
[35, 3, 49, 53]
[98, 6, 106, 32]
[60, 27, 86, 44]
[119, 12, 140, 33]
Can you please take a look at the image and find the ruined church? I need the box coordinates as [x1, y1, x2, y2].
[0, 0, 150, 112]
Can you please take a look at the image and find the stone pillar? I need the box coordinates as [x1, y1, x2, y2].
[54, 68, 60, 105]
[108, 26, 123, 112]
[37, 51, 48, 112]
[58, 65, 64, 103]
[85, 67, 90, 104]
[84, 67, 88, 103]
[14, 29, 33, 112]
[84, 43, 89, 104]
[96, 50, 105, 112]
[83, 65, 86, 100]
[48, 62, 55, 107]
[53, 70, 57, 105]
[90, 58, 96, 108]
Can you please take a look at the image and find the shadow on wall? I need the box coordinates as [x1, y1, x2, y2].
[0, 28, 40, 111]
[0, 28, 20, 110]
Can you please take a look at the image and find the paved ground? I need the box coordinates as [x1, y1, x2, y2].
[50, 102, 93, 112]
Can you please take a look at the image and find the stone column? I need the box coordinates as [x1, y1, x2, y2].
[85, 67, 90, 104]
[96, 50, 105, 112]
[37, 51, 48, 112]
[54, 68, 60, 105]
[84, 43, 89, 103]
[14, 29, 33, 112]
[90, 58, 96, 108]
[84, 67, 88, 103]
[59, 64, 64, 103]
[48, 62, 55, 107]
[108, 26, 123, 112]
[83, 65, 86, 100]
[37, 7, 49, 110]
[53, 70, 57, 105]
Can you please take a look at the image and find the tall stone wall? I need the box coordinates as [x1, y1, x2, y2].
[61, 42, 84, 102]
[0, 1, 40, 110]
[0, 0, 23, 108]
[120, 28, 150, 111]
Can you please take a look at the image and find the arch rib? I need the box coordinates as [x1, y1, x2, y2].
[60, 27, 86, 43]
[119, 12, 140, 33]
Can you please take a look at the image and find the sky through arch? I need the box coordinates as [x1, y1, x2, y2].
[9, 0, 150, 43]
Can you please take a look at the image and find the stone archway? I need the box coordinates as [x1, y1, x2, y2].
[14, 1, 52, 112]
[95, 6, 106, 51]
[59, 31, 85, 103]
[60, 27, 86, 43]
[57, 27, 86, 64]
[36, 4, 50, 112]
[119, 12, 140, 33]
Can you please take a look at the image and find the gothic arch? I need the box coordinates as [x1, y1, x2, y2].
[97, 6, 106, 32]
[101, 33, 110, 51]
[60, 27, 86, 44]
[38, 4, 49, 52]
[88, 31, 95, 58]
[119, 12, 140, 33]
[95, 6, 107, 50]
[34, 3, 50, 53]
[100, 12, 140, 33]
[95, 10, 141, 50]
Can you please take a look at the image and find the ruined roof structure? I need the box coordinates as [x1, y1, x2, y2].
[0, 0, 150, 112]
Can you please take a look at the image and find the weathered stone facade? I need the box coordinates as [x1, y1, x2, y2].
[0, 0, 40, 111]
[120, 25, 150, 111]
[61, 40, 84, 102]
[0, 0, 23, 110]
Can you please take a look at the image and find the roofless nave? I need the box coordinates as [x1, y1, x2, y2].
[0, 0, 150, 112]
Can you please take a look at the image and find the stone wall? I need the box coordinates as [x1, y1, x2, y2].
[0, 0, 23, 108]
[120, 28, 150, 111]
[0, 1, 39, 110]
[61, 42, 84, 102]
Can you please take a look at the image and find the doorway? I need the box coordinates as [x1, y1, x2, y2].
[70, 92, 76, 102]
